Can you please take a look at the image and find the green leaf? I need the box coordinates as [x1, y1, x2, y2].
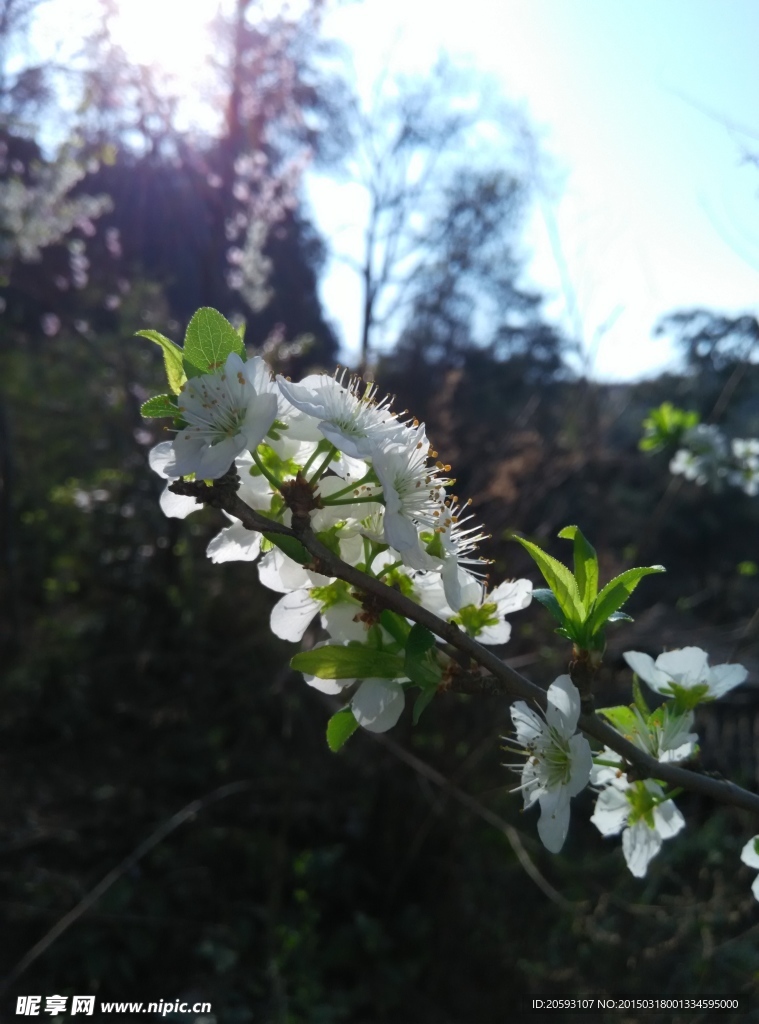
[532, 588, 566, 626]
[598, 704, 638, 734]
[140, 394, 179, 419]
[135, 329, 186, 394]
[326, 708, 359, 752]
[558, 525, 598, 611]
[587, 565, 665, 635]
[412, 686, 437, 725]
[511, 535, 584, 626]
[235, 321, 246, 343]
[379, 610, 411, 646]
[404, 624, 440, 688]
[606, 610, 634, 624]
[183, 358, 204, 379]
[291, 645, 404, 680]
[183, 307, 245, 373]
[264, 533, 310, 566]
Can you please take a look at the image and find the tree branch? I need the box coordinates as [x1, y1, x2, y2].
[172, 479, 759, 818]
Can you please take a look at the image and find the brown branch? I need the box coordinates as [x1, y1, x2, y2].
[172, 480, 759, 818]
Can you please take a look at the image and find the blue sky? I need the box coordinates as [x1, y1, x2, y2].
[310, 0, 759, 379]
[30, 0, 759, 380]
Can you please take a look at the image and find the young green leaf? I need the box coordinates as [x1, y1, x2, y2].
[379, 609, 411, 645]
[326, 708, 359, 752]
[558, 525, 598, 611]
[403, 623, 440, 687]
[183, 307, 245, 372]
[632, 676, 651, 717]
[291, 645, 404, 679]
[587, 565, 665, 635]
[412, 686, 437, 725]
[531, 588, 565, 625]
[135, 329, 186, 394]
[511, 534, 584, 625]
[140, 394, 179, 419]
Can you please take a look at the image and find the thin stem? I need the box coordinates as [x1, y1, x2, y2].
[301, 444, 324, 478]
[308, 446, 337, 484]
[252, 449, 283, 491]
[320, 493, 384, 507]
[321, 470, 376, 502]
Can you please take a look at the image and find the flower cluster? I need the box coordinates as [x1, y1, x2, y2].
[588, 646, 746, 878]
[148, 323, 532, 736]
[669, 424, 759, 496]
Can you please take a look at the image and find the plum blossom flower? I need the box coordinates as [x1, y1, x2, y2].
[370, 425, 449, 553]
[507, 676, 593, 853]
[623, 647, 747, 704]
[590, 775, 685, 878]
[172, 353, 277, 479]
[740, 836, 759, 901]
[415, 573, 532, 645]
[276, 371, 401, 458]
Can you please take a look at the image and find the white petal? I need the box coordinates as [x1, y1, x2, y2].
[545, 675, 581, 736]
[477, 620, 512, 645]
[752, 874, 759, 902]
[622, 820, 662, 878]
[383, 508, 419, 553]
[566, 734, 593, 797]
[206, 522, 261, 563]
[242, 392, 278, 450]
[491, 578, 533, 614]
[195, 435, 245, 479]
[258, 548, 331, 593]
[269, 589, 321, 641]
[511, 702, 544, 747]
[159, 484, 199, 519]
[276, 375, 328, 418]
[590, 786, 629, 836]
[414, 573, 454, 620]
[351, 679, 405, 733]
[149, 441, 180, 479]
[623, 650, 670, 692]
[708, 663, 748, 698]
[537, 787, 571, 853]
[319, 421, 370, 458]
[740, 836, 759, 869]
[655, 647, 709, 687]
[321, 601, 368, 643]
[652, 797, 685, 840]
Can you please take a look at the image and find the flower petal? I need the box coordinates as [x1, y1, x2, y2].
[537, 787, 571, 853]
[623, 650, 670, 692]
[352, 678, 405, 733]
[708, 663, 748, 698]
[655, 647, 709, 688]
[740, 835, 759, 870]
[269, 589, 321, 642]
[622, 819, 662, 878]
[511, 701, 544, 748]
[566, 734, 593, 797]
[590, 786, 629, 837]
[159, 484, 199, 519]
[545, 675, 581, 736]
[206, 522, 262, 563]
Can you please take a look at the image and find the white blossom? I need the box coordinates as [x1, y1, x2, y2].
[590, 776, 685, 878]
[508, 676, 593, 853]
[623, 647, 747, 702]
[172, 353, 277, 479]
[740, 835, 759, 901]
[276, 371, 402, 458]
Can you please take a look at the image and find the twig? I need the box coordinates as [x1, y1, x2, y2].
[0, 781, 254, 994]
[187, 480, 759, 818]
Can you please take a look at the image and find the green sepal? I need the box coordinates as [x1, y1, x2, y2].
[140, 394, 179, 419]
[632, 677, 651, 717]
[558, 525, 598, 611]
[586, 565, 665, 635]
[291, 645, 405, 680]
[511, 534, 584, 626]
[412, 687, 437, 725]
[264, 533, 310, 566]
[532, 588, 566, 626]
[183, 307, 246, 373]
[326, 708, 359, 752]
[135, 329, 186, 394]
[380, 610, 412, 646]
